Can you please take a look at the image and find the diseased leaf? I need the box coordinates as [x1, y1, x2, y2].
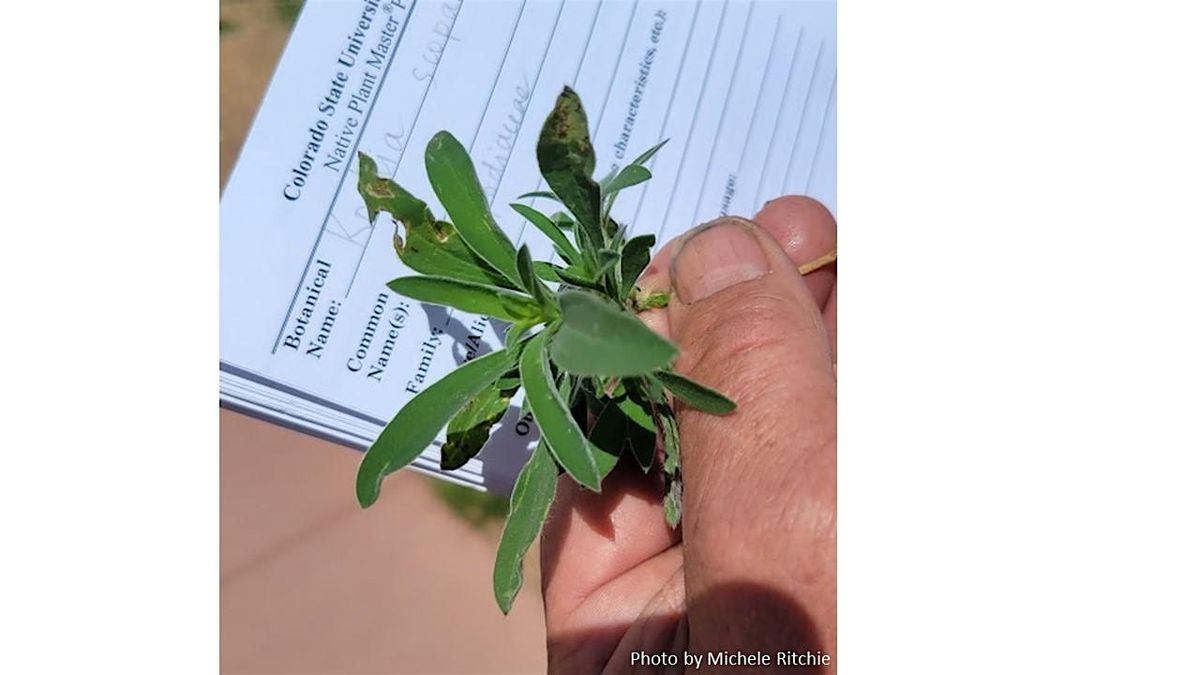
[664, 475, 683, 529]
[442, 379, 519, 470]
[537, 87, 604, 267]
[357, 348, 516, 507]
[660, 403, 683, 528]
[519, 330, 601, 490]
[602, 164, 651, 194]
[619, 234, 655, 300]
[387, 276, 542, 323]
[660, 404, 680, 474]
[425, 132, 523, 287]
[655, 370, 737, 415]
[550, 290, 677, 377]
[358, 153, 516, 289]
[511, 203, 579, 265]
[493, 441, 558, 614]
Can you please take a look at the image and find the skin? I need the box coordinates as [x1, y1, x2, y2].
[541, 196, 838, 673]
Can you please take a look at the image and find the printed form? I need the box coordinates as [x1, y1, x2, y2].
[220, 0, 836, 493]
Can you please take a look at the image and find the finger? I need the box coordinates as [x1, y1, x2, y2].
[540, 460, 680, 636]
[753, 196, 837, 308]
[824, 279, 837, 364]
[667, 216, 837, 655]
[634, 238, 680, 339]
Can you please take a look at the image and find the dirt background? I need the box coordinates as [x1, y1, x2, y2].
[220, 2, 547, 672]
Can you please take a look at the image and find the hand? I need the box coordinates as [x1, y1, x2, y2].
[540, 197, 838, 673]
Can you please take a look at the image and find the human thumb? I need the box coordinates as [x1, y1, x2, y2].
[667, 215, 836, 655]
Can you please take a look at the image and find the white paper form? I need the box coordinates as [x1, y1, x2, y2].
[220, 0, 836, 493]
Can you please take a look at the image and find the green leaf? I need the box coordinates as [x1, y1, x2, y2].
[493, 441, 558, 614]
[589, 396, 656, 476]
[630, 138, 669, 167]
[516, 245, 557, 317]
[632, 288, 671, 311]
[511, 203, 579, 265]
[518, 190, 560, 202]
[519, 330, 600, 491]
[619, 234, 655, 300]
[617, 385, 658, 471]
[357, 153, 516, 289]
[536, 87, 604, 267]
[425, 131, 523, 287]
[601, 164, 651, 194]
[535, 262, 606, 291]
[357, 348, 516, 507]
[534, 261, 566, 284]
[441, 379, 519, 470]
[550, 290, 677, 377]
[557, 265, 604, 291]
[387, 276, 541, 323]
[550, 211, 575, 229]
[505, 320, 537, 351]
[595, 250, 620, 280]
[654, 370, 737, 415]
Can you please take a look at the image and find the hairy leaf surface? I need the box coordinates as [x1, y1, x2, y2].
[387, 276, 541, 323]
[493, 441, 558, 614]
[425, 132, 522, 287]
[550, 290, 677, 376]
[357, 348, 516, 507]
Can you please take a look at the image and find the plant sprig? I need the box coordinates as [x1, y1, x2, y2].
[355, 86, 735, 614]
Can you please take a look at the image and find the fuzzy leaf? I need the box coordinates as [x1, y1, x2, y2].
[505, 320, 537, 351]
[602, 164, 651, 194]
[425, 132, 523, 287]
[556, 265, 605, 291]
[441, 379, 519, 470]
[387, 276, 542, 323]
[357, 348, 516, 507]
[630, 138, 669, 167]
[589, 397, 656, 476]
[519, 330, 601, 490]
[517, 190, 560, 202]
[550, 211, 575, 229]
[619, 234, 655, 300]
[493, 441, 558, 614]
[357, 153, 516, 289]
[550, 290, 677, 377]
[655, 370, 737, 415]
[516, 245, 556, 317]
[534, 261, 566, 284]
[511, 203, 579, 265]
[618, 386, 658, 472]
[537, 87, 604, 267]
